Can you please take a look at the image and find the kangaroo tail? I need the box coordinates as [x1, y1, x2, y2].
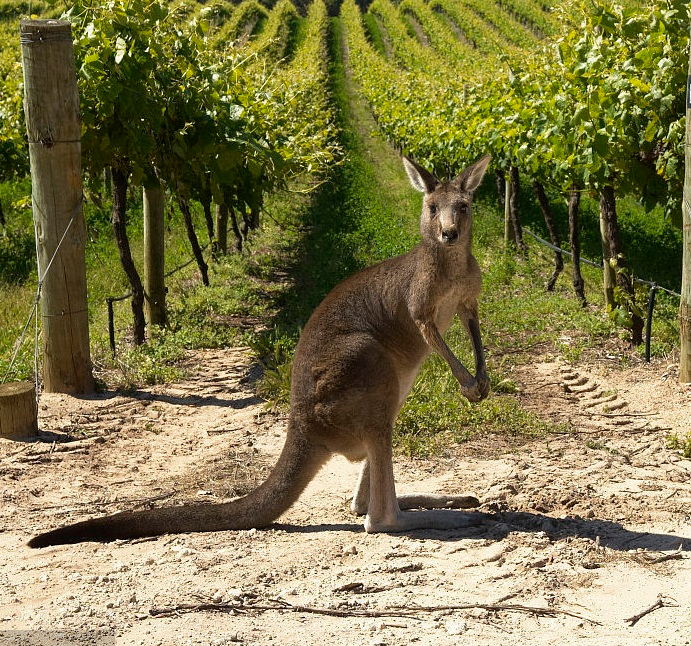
[28, 424, 328, 548]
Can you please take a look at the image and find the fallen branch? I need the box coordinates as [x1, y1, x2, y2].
[596, 412, 656, 418]
[625, 595, 678, 627]
[639, 544, 685, 565]
[147, 596, 600, 624]
[333, 581, 397, 595]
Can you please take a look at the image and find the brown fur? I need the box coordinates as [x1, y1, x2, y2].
[28, 155, 491, 547]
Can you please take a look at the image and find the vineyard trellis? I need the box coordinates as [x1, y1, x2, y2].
[343, 0, 688, 368]
[0, 0, 688, 384]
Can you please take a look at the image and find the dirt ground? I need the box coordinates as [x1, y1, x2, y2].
[1, 347, 690, 646]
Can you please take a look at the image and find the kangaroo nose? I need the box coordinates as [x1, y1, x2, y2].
[441, 229, 458, 243]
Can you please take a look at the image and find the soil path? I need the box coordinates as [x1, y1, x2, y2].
[1, 347, 690, 646]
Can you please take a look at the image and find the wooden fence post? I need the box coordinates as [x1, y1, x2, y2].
[215, 203, 228, 256]
[599, 202, 616, 310]
[0, 382, 38, 439]
[20, 19, 94, 394]
[143, 184, 166, 327]
[504, 174, 514, 247]
[679, 45, 691, 382]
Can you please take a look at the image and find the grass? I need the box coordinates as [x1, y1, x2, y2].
[0, 15, 683, 457]
[666, 432, 691, 459]
[248, 18, 582, 455]
[0, 181, 282, 388]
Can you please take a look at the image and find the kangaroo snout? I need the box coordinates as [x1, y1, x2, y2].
[441, 228, 459, 244]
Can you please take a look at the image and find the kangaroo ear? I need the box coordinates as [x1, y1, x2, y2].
[453, 155, 492, 193]
[403, 156, 439, 194]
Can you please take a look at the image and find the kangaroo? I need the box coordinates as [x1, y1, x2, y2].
[28, 154, 491, 548]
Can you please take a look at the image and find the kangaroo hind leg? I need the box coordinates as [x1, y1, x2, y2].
[351, 459, 479, 516]
[363, 437, 483, 533]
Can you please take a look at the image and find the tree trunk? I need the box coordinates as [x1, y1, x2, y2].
[0, 197, 5, 229]
[201, 192, 214, 244]
[240, 205, 251, 240]
[679, 38, 691, 382]
[599, 193, 616, 311]
[533, 180, 563, 291]
[229, 205, 243, 252]
[495, 169, 505, 202]
[504, 174, 514, 248]
[250, 207, 260, 230]
[103, 167, 112, 199]
[214, 203, 228, 257]
[21, 19, 94, 393]
[600, 185, 643, 345]
[0, 382, 37, 439]
[111, 166, 146, 345]
[567, 185, 587, 307]
[178, 198, 209, 286]
[509, 166, 526, 253]
[143, 183, 166, 328]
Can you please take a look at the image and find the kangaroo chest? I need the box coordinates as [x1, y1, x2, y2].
[434, 288, 462, 334]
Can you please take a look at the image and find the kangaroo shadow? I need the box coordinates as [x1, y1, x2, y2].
[273, 510, 691, 553]
[126, 390, 263, 410]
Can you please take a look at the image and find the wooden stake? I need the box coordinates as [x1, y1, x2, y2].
[509, 166, 526, 253]
[680, 44, 691, 382]
[532, 180, 563, 291]
[0, 382, 37, 439]
[143, 184, 166, 328]
[504, 174, 514, 247]
[215, 203, 228, 256]
[568, 185, 587, 307]
[599, 199, 616, 310]
[20, 19, 94, 394]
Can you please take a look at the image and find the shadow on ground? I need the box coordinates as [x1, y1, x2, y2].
[274, 510, 691, 552]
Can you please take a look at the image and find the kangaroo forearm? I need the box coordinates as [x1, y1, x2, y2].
[416, 320, 475, 386]
[467, 318, 487, 374]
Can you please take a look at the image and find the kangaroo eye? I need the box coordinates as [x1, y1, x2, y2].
[428, 204, 437, 217]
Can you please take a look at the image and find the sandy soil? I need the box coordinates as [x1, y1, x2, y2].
[1, 347, 690, 646]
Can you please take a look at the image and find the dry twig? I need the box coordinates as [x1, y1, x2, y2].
[625, 595, 678, 627]
[147, 596, 600, 624]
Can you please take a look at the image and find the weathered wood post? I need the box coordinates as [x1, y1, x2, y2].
[599, 197, 617, 310]
[504, 173, 514, 247]
[680, 49, 691, 382]
[568, 184, 587, 307]
[0, 383, 38, 439]
[143, 184, 166, 328]
[20, 19, 94, 394]
[215, 203, 228, 256]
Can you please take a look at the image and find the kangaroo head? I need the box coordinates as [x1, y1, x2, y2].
[403, 155, 491, 248]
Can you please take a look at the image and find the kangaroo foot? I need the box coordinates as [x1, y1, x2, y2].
[365, 509, 485, 533]
[352, 493, 480, 517]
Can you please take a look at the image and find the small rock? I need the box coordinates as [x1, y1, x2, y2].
[343, 545, 358, 555]
[110, 561, 129, 573]
[445, 619, 467, 635]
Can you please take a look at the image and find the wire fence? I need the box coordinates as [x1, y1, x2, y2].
[105, 242, 210, 353]
[1, 198, 83, 398]
[511, 219, 681, 363]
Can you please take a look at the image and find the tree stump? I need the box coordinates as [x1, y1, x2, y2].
[0, 382, 38, 439]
